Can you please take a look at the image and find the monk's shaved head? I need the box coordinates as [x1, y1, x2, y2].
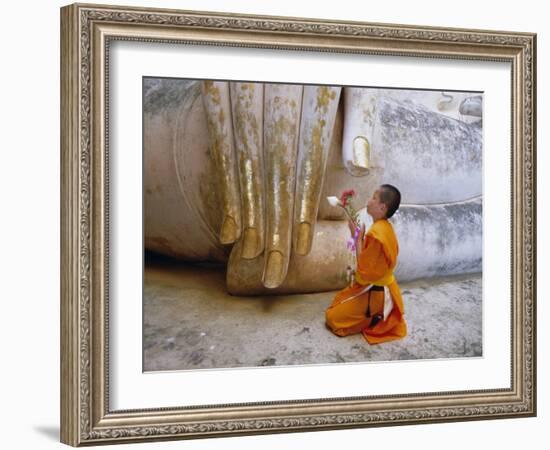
[379, 184, 401, 219]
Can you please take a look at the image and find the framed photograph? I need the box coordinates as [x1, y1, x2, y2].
[60, 2, 536, 446]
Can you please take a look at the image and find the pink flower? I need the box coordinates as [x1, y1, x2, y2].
[340, 189, 355, 207]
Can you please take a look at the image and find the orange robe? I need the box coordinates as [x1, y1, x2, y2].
[325, 219, 407, 344]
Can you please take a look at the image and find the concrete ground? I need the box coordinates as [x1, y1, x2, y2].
[143, 253, 482, 372]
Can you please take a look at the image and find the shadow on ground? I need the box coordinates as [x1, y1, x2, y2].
[143, 253, 482, 371]
[33, 426, 59, 441]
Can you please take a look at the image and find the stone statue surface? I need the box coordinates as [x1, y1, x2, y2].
[144, 79, 482, 295]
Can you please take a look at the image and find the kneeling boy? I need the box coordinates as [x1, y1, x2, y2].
[325, 184, 407, 344]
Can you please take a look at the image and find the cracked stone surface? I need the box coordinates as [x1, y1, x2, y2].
[143, 254, 482, 372]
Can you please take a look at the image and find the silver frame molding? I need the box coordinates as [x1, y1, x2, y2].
[60, 2, 536, 446]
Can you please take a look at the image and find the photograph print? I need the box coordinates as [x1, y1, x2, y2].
[142, 78, 483, 372]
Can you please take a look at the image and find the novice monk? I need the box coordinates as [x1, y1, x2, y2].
[325, 184, 407, 344]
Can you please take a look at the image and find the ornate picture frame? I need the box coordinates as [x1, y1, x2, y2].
[60, 2, 536, 446]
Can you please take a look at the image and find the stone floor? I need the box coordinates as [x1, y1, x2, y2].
[143, 253, 482, 372]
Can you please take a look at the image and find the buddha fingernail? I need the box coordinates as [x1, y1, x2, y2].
[352, 135, 370, 169]
[263, 250, 284, 288]
[241, 227, 261, 259]
[220, 216, 239, 244]
[295, 222, 312, 255]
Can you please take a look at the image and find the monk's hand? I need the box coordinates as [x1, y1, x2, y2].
[358, 223, 366, 248]
[201, 81, 341, 288]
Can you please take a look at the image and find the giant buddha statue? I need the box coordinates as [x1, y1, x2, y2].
[144, 79, 482, 295]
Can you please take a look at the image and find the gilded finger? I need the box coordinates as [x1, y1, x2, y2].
[229, 82, 265, 259]
[262, 84, 303, 288]
[294, 85, 341, 255]
[342, 87, 378, 177]
[201, 80, 242, 244]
